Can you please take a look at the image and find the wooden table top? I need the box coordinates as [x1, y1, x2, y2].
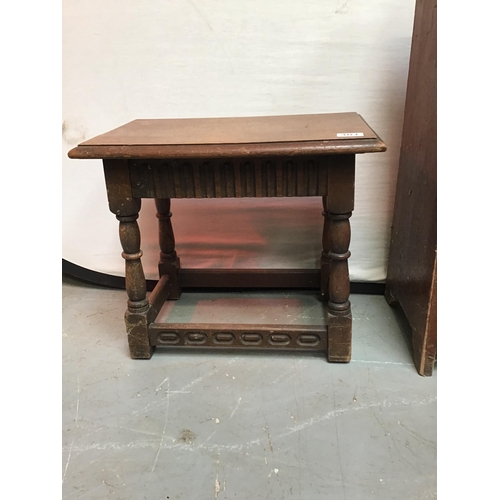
[68, 112, 386, 159]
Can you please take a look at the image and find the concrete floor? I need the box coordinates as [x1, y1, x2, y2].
[62, 276, 437, 499]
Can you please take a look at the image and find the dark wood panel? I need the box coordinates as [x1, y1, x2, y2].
[385, 0, 437, 376]
[178, 269, 321, 289]
[129, 157, 329, 198]
[149, 322, 327, 351]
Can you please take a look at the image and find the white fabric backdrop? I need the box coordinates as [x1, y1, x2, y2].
[62, 0, 415, 282]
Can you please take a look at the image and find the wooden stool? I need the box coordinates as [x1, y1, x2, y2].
[68, 113, 386, 362]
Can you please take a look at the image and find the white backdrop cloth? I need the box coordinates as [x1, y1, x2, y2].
[62, 0, 416, 282]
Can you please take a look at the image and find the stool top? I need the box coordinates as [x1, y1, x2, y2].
[68, 112, 386, 159]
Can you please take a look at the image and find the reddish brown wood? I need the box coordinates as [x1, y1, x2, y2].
[385, 0, 437, 376]
[68, 113, 386, 160]
[325, 155, 355, 362]
[72, 114, 386, 362]
[68, 139, 385, 160]
[73, 113, 378, 145]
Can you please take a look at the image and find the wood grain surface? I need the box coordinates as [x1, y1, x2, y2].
[385, 0, 436, 376]
[68, 113, 386, 159]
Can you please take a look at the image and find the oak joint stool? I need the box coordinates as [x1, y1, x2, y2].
[68, 113, 386, 362]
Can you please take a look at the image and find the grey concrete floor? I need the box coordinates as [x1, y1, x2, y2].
[62, 276, 437, 499]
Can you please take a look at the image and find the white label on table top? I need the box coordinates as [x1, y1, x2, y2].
[337, 132, 365, 137]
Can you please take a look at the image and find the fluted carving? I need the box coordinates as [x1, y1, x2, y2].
[130, 158, 328, 198]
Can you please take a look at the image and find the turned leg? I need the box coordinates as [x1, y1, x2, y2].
[320, 196, 331, 300]
[118, 210, 153, 359]
[326, 156, 355, 362]
[155, 198, 181, 299]
[326, 212, 352, 362]
[103, 160, 153, 359]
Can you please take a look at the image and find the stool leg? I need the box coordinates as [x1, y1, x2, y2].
[326, 212, 352, 362]
[117, 208, 153, 359]
[320, 196, 331, 301]
[325, 156, 355, 362]
[104, 160, 153, 359]
[155, 198, 181, 299]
